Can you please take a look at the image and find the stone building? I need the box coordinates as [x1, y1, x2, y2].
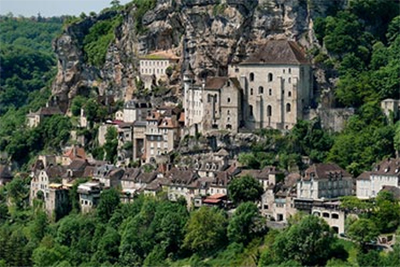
[47, 183, 70, 219]
[357, 158, 400, 199]
[238, 166, 284, 191]
[228, 40, 312, 130]
[30, 164, 68, 217]
[311, 201, 346, 234]
[123, 100, 152, 123]
[183, 39, 312, 133]
[297, 163, 353, 200]
[139, 50, 179, 89]
[164, 167, 200, 206]
[120, 167, 158, 193]
[202, 77, 243, 132]
[144, 108, 181, 163]
[132, 121, 146, 162]
[77, 182, 102, 213]
[183, 70, 203, 131]
[26, 105, 63, 128]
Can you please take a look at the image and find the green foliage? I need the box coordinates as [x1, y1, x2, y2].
[70, 95, 87, 116]
[240, 120, 334, 171]
[104, 127, 118, 163]
[228, 175, 264, 204]
[97, 188, 121, 223]
[272, 215, 336, 266]
[133, 0, 157, 34]
[347, 218, 379, 249]
[83, 15, 122, 66]
[327, 102, 394, 176]
[83, 98, 108, 123]
[227, 202, 264, 244]
[183, 207, 228, 255]
[5, 177, 30, 211]
[0, 17, 61, 115]
[372, 191, 400, 233]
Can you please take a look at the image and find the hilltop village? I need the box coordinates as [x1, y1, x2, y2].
[1, 39, 399, 246]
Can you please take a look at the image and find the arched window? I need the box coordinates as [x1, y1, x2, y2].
[269, 89, 272, 96]
[259, 86, 264, 94]
[286, 103, 291, 112]
[249, 72, 255, 81]
[267, 105, 272, 117]
[227, 97, 231, 103]
[288, 91, 292, 97]
[288, 68, 291, 74]
[268, 73, 273, 82]
[250, 88, 254, 95]
[249, 105, 254, 117]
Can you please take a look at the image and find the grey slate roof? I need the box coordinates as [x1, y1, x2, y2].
[241, 40, 310, 65]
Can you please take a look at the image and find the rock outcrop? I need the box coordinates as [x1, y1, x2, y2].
[52, 0, 346, 112]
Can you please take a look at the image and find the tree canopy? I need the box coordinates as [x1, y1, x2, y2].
[228, 175, 264, 204]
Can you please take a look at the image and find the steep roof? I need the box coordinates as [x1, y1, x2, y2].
[302, 163, 352, 181]
[45, 165, 65, 180]
[204, 77, 229, 90]
[34, 106, 63, 116]
[357, 171, 372, 181]
[371, 158, 400, 177]
[204, 77, 242, 90]
[159, 117, 178, 129]
[63, 146, 87, 161]
[67, 159, 88, 171]
[241, 40, 310, 65]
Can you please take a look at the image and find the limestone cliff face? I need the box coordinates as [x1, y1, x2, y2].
[52, 0, 345, 111]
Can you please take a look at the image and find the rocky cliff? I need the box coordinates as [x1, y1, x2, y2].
[52, 0, 346, 112]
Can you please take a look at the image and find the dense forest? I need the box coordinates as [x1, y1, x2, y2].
[0, 16, 64, 167]
[0, 0, 400, 266]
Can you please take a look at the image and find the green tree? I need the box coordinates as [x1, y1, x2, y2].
[272, 215, 335, 266]
[227, 202, 264, 244]
[32, 244, 69, 267]
[183, 207, 228, 255]
[92, 227, 120, 264]
[372, 191, 400, 233]
[228, 175, 264, 204]
[347, 218, 379, 250]
[104, 126, 118, 163]
[6, 177, 29, 211]
[70, 95, 87, 116]
[97, 188, 121, 223]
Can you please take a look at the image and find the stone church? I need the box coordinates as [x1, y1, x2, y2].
[184, 39, 312, 133]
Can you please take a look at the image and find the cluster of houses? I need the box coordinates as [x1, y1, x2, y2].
[22, 143, 400, 235]
[3, 38, 397, 236]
